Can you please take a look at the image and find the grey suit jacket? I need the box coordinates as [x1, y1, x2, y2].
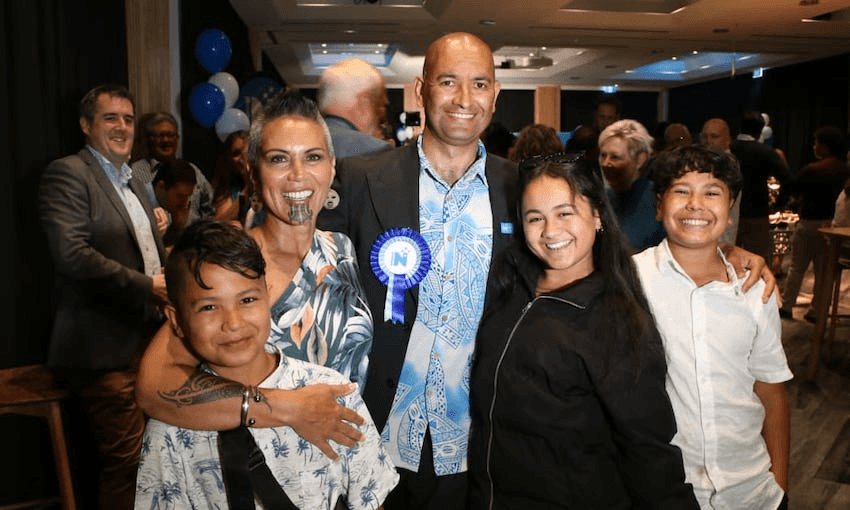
[317, 143, 518, 430]
[324, 115, 393, 160]
[39, 149, 166, 370]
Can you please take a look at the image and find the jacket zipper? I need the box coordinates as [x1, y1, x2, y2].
[484, 295, 585, 509]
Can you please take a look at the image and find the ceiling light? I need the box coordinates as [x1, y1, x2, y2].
[692, 51, 698, 55]
[672, 56, 677, 60]
[479, 19, 496, 25]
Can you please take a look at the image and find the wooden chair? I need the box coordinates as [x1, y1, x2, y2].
[0, 365, 75, 510]
[825, 245, 850, 359]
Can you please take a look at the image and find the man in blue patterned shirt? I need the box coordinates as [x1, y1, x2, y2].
[318, 32, 518, 509]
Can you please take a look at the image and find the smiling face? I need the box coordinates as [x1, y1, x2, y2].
[599, 136, 644, 193]
[255, 116, 335, 227]
[657, 170, 733, 254]
[166, 262, 271, 381]
[149, 120, 179, 161]
[416, 33, 501, 150]
[522, 174, 601, 289]
[81, 93, 135, 168]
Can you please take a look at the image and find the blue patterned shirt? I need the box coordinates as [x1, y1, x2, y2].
[135, 347, 399, 509]
[382, 137, 492, 475]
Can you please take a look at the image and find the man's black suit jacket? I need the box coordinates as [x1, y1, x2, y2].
[39, 149, 166, 371]
[317, 144, 518, 431]
[731, 139, 793, 219]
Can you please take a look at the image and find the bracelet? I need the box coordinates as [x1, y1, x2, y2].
[240, 386, 257, 427]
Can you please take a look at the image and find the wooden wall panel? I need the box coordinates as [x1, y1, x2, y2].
[125, 0, 171, 115]
[534, 85, 560, 130]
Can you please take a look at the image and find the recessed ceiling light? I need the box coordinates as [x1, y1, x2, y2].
[344, 29, 357, 34]
[672, 56, 678, 60]
[321, 43, 327, 47]
[480, 19, 496, 25]
[692, 50, 699, 55]
[541, 46, 547, 51]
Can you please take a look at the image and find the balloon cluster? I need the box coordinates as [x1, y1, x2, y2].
[189, 29, 250, 142]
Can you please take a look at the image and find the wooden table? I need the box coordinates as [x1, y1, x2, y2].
[806, 227, 850, 380]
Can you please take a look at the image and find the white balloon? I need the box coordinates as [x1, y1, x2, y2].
[208, 72, 239, 109]
[215, 108, 250, 142]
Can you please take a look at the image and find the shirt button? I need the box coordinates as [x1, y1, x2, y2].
[447, 235, 454, 242]
[441, 315, 448, 322]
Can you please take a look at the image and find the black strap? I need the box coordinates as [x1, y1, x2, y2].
[218, 427, 300, 510]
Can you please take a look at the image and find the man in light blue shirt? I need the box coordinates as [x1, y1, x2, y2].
[318, 32, 517, 509]
[39, 84, 168, 508]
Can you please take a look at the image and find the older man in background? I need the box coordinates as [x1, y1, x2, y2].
[318, 58, 393, 159]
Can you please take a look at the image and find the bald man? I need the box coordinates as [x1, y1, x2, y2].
[664, 123, 693, 150]
[701, 117, 732, 151]
[318, 32, 516, 509]
[318, 58, 393, 158]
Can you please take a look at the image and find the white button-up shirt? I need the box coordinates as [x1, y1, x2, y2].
[634, 240, 792, 510]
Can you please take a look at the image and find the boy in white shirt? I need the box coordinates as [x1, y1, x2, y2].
[135, 220, 398, 509]
[633, 146, 792, 510]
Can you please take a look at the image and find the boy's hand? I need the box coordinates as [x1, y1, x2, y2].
[280, 383, 365, 461]
[721, 244, 780, 305]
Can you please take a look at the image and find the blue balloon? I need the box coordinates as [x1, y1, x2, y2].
[189, 83, 226, 128]
[195, 29, 232, 73]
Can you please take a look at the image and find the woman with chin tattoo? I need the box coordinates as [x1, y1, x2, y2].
[135, 90, 375, 465]
[243, 90, 373, 385]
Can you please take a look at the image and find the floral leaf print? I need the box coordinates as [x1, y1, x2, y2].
[176, 428, 193, 449]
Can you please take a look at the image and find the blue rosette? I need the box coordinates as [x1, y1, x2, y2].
[370, 228, 431, 324]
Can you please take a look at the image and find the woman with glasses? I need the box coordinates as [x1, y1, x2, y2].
[468, 153, 697, 509]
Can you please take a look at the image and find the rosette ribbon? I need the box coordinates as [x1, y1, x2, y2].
[370, 228, 431, 324]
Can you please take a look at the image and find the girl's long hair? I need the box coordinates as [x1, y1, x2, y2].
[494, 153, 658, 362]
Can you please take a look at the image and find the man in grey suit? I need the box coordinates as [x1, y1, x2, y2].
[39, 84, 167, 509]
[318, 58, 393, 159]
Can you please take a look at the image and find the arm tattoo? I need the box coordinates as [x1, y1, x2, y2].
[158, 369, 243, 407]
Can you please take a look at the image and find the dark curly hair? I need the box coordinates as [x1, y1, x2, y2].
[650, 145, 742, 200]
[165, 220, 266, 309]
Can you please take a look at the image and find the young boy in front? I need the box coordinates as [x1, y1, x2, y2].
[633, 146, 792, 510]
[135, 220, 398, 509]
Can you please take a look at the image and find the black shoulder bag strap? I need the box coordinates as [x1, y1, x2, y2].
[218, 426, 300, 510]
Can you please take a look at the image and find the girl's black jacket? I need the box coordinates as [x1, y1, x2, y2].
[468, 248, 698, 509]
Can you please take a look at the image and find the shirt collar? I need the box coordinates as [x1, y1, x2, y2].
[415, 135, 489, 188]
[87, 145, 133, 186]
[653, 238, 743, 294]
[736, 134, 757, 142]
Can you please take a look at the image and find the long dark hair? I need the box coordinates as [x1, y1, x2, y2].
[497, 153, 657, 358]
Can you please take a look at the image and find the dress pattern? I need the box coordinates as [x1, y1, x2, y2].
[268, 230, 373, 390]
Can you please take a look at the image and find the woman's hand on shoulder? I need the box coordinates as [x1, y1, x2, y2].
[272, 383, 365, 460]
